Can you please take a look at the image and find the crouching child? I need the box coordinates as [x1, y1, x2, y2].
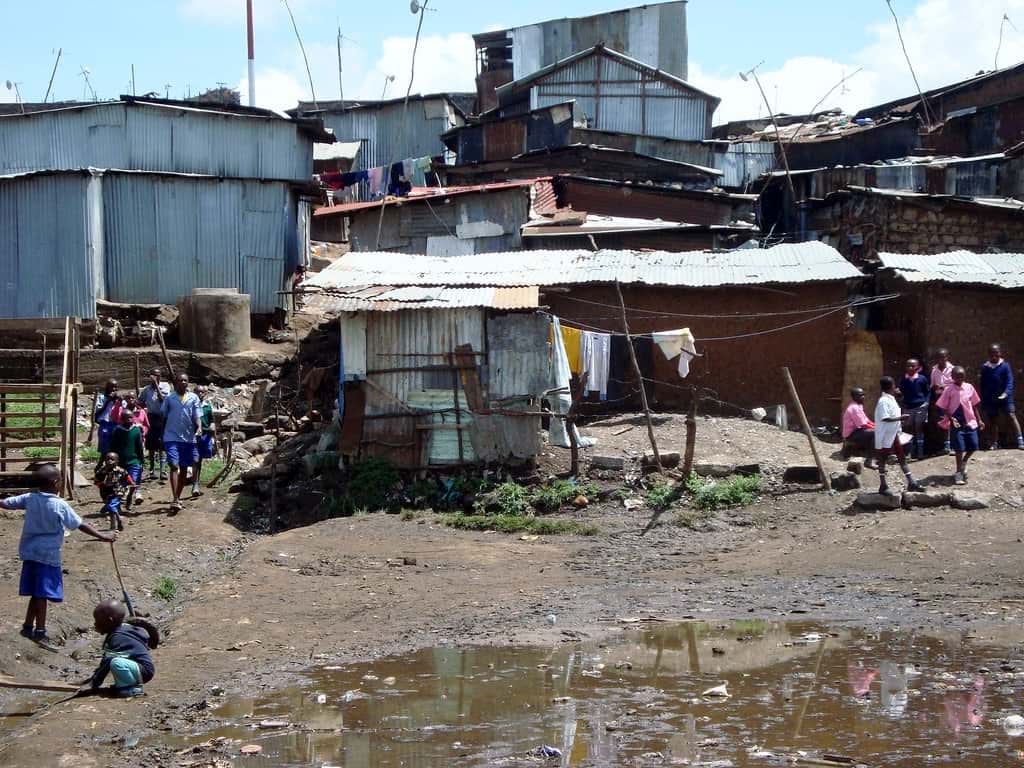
[86, 599, 158, 698]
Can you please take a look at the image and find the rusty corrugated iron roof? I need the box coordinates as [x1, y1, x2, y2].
[313, 178, 548, 218]
[303, 285, 540, 314]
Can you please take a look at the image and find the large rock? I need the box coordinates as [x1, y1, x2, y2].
[735, 463, 761, 477]
[784, 465, 822, 484]
[590, 455, 625, 471]
[952, 492, 993, 510]
[694, 460, 735, 478]
[847, 458, 865, 475]
[643, 451, 680, 469]
[902, 490, 953, 508]
[241, 464, 290, 483]
[236, 421, 265, 439]
[855, 492, 902, 511]
[242, 435, 277, 456]
[830, 471, 861, 492]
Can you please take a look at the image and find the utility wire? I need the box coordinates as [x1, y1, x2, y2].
[282, 0, 317, 109]
[553, 293, 899, 320]
[885, 0, 933, 128]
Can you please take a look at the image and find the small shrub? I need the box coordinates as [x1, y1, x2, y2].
[645, 480, 680, 511]
[199, 458, 226, 485]
[23, 446, 59, 459]
[673, 507, 714, 530]
[475, 481, 532, 516]
[407, 478, 439, 509]
[530, 478, 598, 513]
[685, 473, 761, 510]
[441, 513, 599, 536]
[80, 446, 102, 463]
[154, 577, 177, 601]
[342, 457, 401, 514]
[399, 509, 422, 521]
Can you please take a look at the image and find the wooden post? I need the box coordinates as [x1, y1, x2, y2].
[156, 328, 176, 381]
[781, 366, 829, 490]
[40, 332, 47, 384]
[449, 353, 464, 464]
[567, 372, 589, 477]
[68, 387, 78, 500]
[0, 393, 6, 473]
[134, 353, 141, 394]
[614, 281, 662, 473]
[682, 391, 697, 479]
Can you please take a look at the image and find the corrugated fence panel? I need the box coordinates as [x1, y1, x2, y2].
[366, 309, 485, 405]
[487, 312, 550, 399]
[0, 173, 100, 318]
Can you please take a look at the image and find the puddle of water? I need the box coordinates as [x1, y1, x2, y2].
[168, 622, 1024, 766]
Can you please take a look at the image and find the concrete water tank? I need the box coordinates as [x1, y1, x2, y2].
[178, 288, 251, 354]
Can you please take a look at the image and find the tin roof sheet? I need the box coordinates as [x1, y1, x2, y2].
[307, 242, 860, 290]
[879, 251, 1024, 289]
[314, 178, 545, 217]
[303, 285, 540, 313]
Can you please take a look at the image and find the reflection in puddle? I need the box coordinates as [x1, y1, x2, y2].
[169, 621, 1024, 766]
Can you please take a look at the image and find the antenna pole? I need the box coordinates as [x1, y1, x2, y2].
[337, 26, 344, 104]
[43, 48, 62, 103]
[131, 64, 135, 96]
[283, 0, 317, 109]
[246, 0, 256, 106]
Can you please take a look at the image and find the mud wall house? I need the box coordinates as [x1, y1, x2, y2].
[304, 243, 861, 424]
[0, 97, 331, 319]
[473, 1, 688, 112]
[300, 279, 549, 469]
[802, 186, 1024, 267]
[875, 251, 1024, 413]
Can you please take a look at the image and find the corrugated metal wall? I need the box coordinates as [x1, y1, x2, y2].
[365, 309, 485, 404]
[103, 174, 292, 312]
[487, 313, 550, 399]
[0, 103, 313, 182]
[530, 53, 709, 141]
[511, 1, 687, 81]
[319, 99, 459, 172]
[0, 172, 104, 318]
[714, 142, 778, 190]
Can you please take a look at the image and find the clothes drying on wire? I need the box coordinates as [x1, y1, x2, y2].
[580, 331, 611, 399]
[651, 327, 697, 379]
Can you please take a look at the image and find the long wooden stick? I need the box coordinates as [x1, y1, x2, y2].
[781, 366, 828, 490]
[0, 674, 79, 693]
[682, 392, 697, 478]
[614, 281, 662, 473]
[156, 329, 176, 381]
[110, 543, 136, 617]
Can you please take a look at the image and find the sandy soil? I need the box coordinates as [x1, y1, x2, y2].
[1, 415, 1023, 766]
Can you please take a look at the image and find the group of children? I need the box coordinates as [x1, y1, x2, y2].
[93, 369, 216, 526]
[843, 343, 1023, 494]
[2, 465, 157, 697]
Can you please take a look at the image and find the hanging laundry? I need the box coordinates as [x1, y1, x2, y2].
[415, 156, 433, 172]
[320, 169, 368, 190]
[633, 335, 655, 401]
[580, 331, 611, 399]
[651, 328, 698, 379]
[367, 166, 385, 196]
[607, 335, 631, 401]
[548, 318, 595, 450]
[402, 158, 415, 180]
[559, 325, 582, 375]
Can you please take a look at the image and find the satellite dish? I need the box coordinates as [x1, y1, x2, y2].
[4, 80, 11, 90]
[410, 0, 420, 13]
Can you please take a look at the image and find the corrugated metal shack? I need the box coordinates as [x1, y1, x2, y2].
[304, 243, 863, 423]
[473, 1, 688, 112]
[302, 283, 548, 469]
[0, 97, 330, 319]
[490, 46, 718, 142]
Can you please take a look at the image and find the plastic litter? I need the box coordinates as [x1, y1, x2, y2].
[1003, 714, 1024, 736]
[702, 683, 731, 698]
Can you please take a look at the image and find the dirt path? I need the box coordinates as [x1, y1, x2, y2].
[1, 417, 1023, 766]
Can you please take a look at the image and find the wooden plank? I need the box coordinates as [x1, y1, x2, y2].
[0, 384, 65, 394]
[0, 674, 80, 693]
[2, 440, 62, 449]
[0, 426, 61, 435]
[0, 456, 61, 465]
[0, 412, 61, 420]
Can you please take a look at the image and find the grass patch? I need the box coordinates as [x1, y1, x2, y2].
[153, 577, 177, 601]
[79, 445, 102, 463]
[199, 458, 226, 485]
[673, 507, 714, 530]
[441, 513, 599, 536]
[3, 394, 60, 439]
[645, 480, 680, 511]
[685, 473, 762, 511]
[399, 509, 424, 521]
[475, 481, 532, 516]
[22, 446, 59, 458]
[530, 478, 597, 513]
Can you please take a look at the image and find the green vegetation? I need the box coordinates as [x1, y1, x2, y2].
[3, 394, 60, 440]
[530, 478, 597, 513]
[79, 445, 102, 463]
[475, 480, 532, 516]
[441, 513, 599, 536]
[645, 480, 681, 511]
[22, 446, 59, 459]
[199, 458, 226, 485]
[685, 473, 762, 511]
[673, 507, 714, 530]
[334, 457, 401, 516]
[153, 577, 177, 601]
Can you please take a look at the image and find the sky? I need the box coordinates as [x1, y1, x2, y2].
[1, 0, 1024, 124]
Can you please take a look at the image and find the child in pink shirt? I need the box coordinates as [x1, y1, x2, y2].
[935, 366, 985, 485]
[930, 348, 955, 454]
[841, 387, 876, 468]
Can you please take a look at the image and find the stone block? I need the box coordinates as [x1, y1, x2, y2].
[590, 455, 625, 471]
[783, 465, 822, 484]
[846, 458, 865, 475]
[643, 451, 680, 469]
[854, 492, 902, 511]
[694, 460, 735, 478]
[236, 421, 265, 439]
[952, 492, 993, 511]
[902, 491, 953, 508]
[242, 435, 277, 455]
[830, 471, 861, 492]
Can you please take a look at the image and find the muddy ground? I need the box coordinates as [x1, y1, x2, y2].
[1, 415, 1023, 766]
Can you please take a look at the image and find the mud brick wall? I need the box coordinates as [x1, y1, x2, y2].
[544, 282, 851, 424]
[811, 195, 1024, 265]
[879, 277, 1024, 410]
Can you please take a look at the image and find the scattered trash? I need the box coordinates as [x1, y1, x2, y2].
[702, 683, 730, 698]
[258, 719, 289, 729]
[546, 614, 557, 625]
[1004, 714, 1024, 736]
[552, 696, 572, 704]
[362, 674, 378, 681]
[240, 744, 263, 755]
[530, 745, 563, 759]
[315, 693, 327, 704]
[382, 676, 396, 686]
[342, 689, 364, 702]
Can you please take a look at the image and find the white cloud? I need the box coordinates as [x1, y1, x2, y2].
[698, 0, 1024, 125]
[236, 68, 307, 112]
[351, 32, 476, 100]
